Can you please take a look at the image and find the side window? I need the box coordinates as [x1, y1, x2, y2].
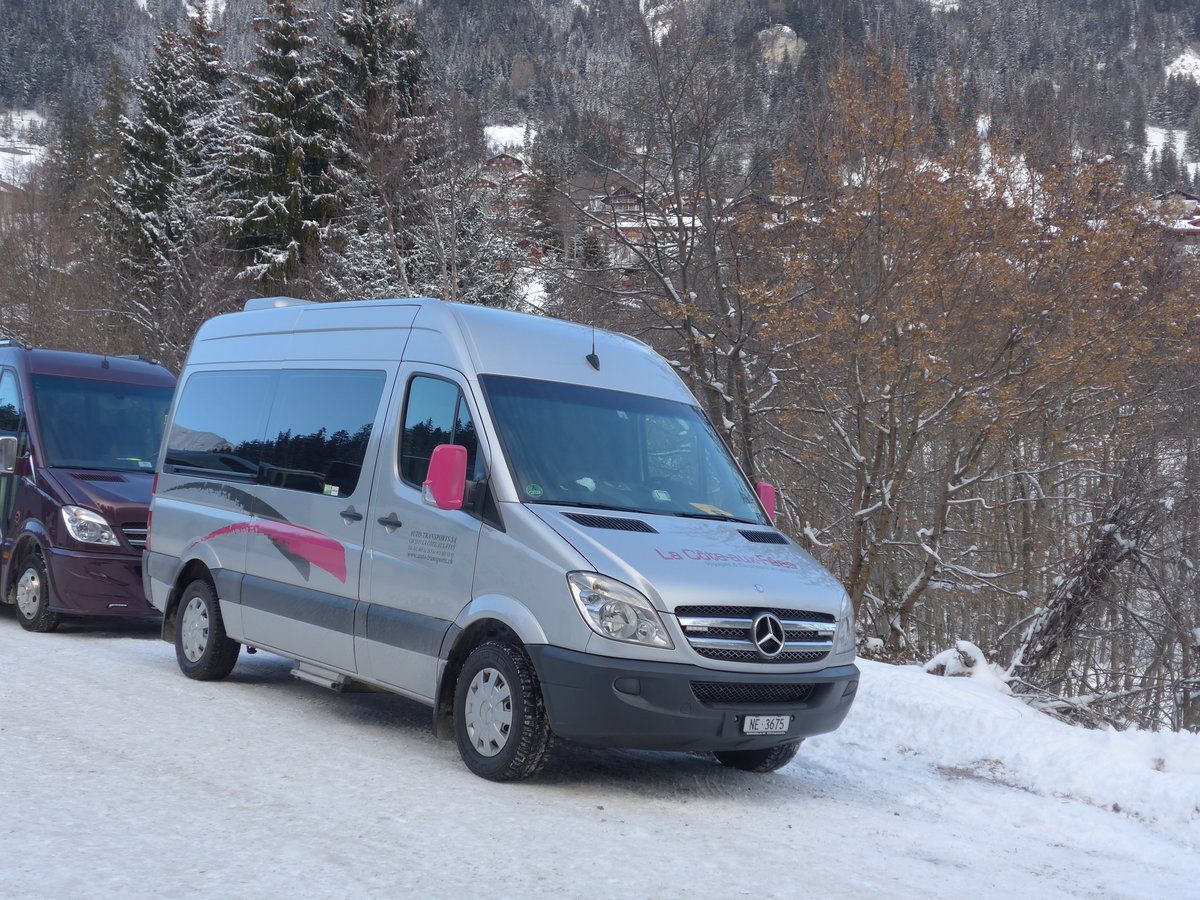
[259, 370, 386, 497]
[0, 369, 21, 437]
[400, 376, 480, 486]
[165, 371, 276, 476]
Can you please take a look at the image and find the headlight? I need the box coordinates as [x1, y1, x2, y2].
[833, 592, 855, 656]
[567, 572, 673, 649]
[62, 506, 120, 546]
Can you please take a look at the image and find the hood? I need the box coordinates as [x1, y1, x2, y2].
[44, 468, 154, 525]
[529, 505, 847, 617]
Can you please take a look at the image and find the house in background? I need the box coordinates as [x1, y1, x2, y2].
[0, 178, 26, 215]
[1150, 188, 1200, 245]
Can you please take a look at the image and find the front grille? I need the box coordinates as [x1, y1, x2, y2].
[676, 605, 836, 622]
[693, 648, 831, 663]
[676, 605, 834, 664]
[121, 524, 148, 549]
[691, 681, 817, 705]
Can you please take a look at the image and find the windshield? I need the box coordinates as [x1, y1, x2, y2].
[32, 375, 174, 472]
[480, 375, 767, 524]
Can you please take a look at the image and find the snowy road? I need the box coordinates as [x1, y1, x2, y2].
[1, 612, 1197, 900]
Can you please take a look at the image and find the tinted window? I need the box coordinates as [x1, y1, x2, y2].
[32, 375, 174, 472]
[0, 369, 20, 436]
[166, 371, 275, 476]
[260, 370, 385, 497]
[400, 376, 480, 485]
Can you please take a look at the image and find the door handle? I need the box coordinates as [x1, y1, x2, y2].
[340, 509, 363, 522]
[377, 515, 402, 529]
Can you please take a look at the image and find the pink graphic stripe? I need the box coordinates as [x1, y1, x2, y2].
[187, 521, 348, 583]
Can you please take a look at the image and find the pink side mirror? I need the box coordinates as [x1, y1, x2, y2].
[424, 444, 468, 510]
[755, 481, 776, 523]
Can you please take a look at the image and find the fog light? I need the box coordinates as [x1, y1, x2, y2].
[614, 677, 641, 695]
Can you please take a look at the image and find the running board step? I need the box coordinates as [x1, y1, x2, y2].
[289, 662, 379, 693]
[290, 663, 354, 691]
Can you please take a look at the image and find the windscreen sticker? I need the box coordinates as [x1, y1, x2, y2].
[525, 483, 544, 499]
[689, 502, 736, 518]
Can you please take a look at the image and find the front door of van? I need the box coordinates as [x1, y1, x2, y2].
[239, 368, 390, 673]
[359, 368, 484, 701]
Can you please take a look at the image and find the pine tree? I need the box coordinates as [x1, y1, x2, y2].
[1160, 141, 1181, 188]
[1186, 111, 1200, 161]
[319, 0, 431, 297]
[93, 58, 128, 188]
[223, 0, 351, 293]
[106, 10, 239, 365]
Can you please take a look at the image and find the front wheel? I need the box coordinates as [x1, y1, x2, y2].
[12, 551, 59, 633]
[713, 740, 802, 773]
[453, 641, 553, 781]
[174, 579, 240, 681]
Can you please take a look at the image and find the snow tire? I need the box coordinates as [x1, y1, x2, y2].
[174, 578, 239, 681]
[454, 641, 553, 781]
[713, 740, 802, 773]
[11, 550, 59, 633]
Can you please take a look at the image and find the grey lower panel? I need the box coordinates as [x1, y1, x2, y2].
[361, 604, 450, 657]
[144, 550, 176, 589]
[232, 574, 451, 657]
[241, 574, 357, 635]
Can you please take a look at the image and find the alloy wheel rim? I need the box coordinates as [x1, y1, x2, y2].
[180, 596, 209, 663]
[464, 666, 513, 757]
[14, 567, 41, 619]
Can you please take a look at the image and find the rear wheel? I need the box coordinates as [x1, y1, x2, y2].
[175, 579, 239, 680]
[12, 551, 59, 633]
[713, 740, 802, 773]
[454, 641, 553, 781]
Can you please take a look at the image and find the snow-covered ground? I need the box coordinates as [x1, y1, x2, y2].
[1143, 125, 1200, 182]
[1, 613, 1197, 899]
[1166, 47, 1200, 83]
[0, 109, 47, 185]
[485, 124, 533, 153]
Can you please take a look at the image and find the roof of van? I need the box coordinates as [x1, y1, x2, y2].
[0, 347, 176, 386]
[189, 298, 693, 404]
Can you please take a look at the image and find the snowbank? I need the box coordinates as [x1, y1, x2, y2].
[809, 660, 1200, 847]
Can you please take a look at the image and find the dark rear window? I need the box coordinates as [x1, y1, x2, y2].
[165, 369, 386, 497]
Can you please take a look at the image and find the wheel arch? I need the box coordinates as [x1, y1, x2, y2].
[161, 558, 215, 642]
[432, 594, 548, 740]
[5, 527, 51, 599]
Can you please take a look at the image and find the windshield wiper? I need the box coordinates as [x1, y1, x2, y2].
[672, 511, 759, 524]
[536, 500, 655, 515]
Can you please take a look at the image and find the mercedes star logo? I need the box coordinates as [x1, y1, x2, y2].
[752, 611, 786, 659]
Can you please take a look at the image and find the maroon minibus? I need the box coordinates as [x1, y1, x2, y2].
[0, 342, 175, 631]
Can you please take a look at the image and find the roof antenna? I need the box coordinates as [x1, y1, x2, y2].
[586, 324, 600, 370]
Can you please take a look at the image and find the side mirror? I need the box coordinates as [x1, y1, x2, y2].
[423, 444, 468, 511]
[755, 481, 776, 523]
[0, 435, 16, 475]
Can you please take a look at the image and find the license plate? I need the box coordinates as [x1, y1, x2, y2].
[742, 715, 791, 735]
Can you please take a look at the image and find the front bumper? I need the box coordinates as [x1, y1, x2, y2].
[46, 547, 159, 617]
[527, 645, 858, 752]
